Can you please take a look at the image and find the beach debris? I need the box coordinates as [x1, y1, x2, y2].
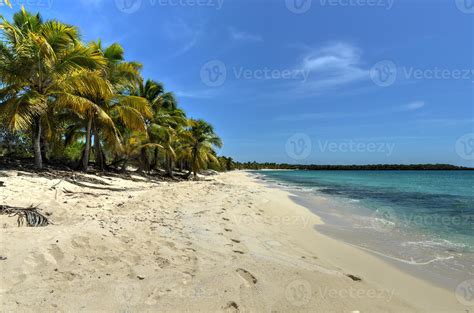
[346, 274, 362, 282]
[0, 205, 50, 227]
[233, 250, 245, 254]
[0, 256, 7, 261]
[62, 188, 109, 197]
[0, 181, 4, 187]
[66, 178, 128, 191]
[137, 275, 145, 280]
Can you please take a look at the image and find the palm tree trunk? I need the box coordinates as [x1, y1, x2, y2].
[82, 116, 93, 171]
[166, 155, 174, 177]
[93, 119, 104, 170]
[32, 117, 43, 169]
[138, 147, 149, 173]
[151, 147, 159, 169]
[40, 135, 48, 164]
[189, 147, 198, 179]
[120, 159, 128, 173]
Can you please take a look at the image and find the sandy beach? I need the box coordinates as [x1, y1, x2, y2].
[0, 170, 465, 312]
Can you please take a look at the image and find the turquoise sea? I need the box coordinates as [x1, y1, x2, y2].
[253, 170, 474, 289]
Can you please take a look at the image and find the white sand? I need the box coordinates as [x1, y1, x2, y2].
[0, 170, 464, 312]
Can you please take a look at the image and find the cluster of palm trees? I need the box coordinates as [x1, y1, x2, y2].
[0, 9, 225, 178]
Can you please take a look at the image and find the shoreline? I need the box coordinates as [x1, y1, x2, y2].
[289, 192, 463, 292]
[0, 169, 466, 312]
[251, 169, 473, 291]
[247, 170, 466, 311]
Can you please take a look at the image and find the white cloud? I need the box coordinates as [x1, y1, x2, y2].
[288, 42, 370, 95]
[275, 100, 427, 121]
[302, 42, 362, 71]
[163, 19, 203, 57]
[398, 101, 425, 111]
[229, 27, 262, 42]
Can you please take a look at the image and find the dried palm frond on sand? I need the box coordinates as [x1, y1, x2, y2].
[0, 205, 50, 227]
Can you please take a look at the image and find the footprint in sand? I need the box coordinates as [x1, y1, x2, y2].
[71, 236, 90, 249]
[155, 256, 171, 269]
[224, 301, 240, 312]
[263, 240, 282, 249]
[47, 244, 65, 263]
[236, 268, 257, 286]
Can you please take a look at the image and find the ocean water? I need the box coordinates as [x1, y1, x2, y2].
[253, 170, 474, 289]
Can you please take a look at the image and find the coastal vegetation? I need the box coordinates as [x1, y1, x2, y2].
[0, 9, 229, 177]
[235, 162, 473, 170]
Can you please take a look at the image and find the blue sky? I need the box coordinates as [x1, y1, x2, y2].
[2, 0, 473, 166]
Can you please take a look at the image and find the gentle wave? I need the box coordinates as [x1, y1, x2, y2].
[347, 242, 455, 266]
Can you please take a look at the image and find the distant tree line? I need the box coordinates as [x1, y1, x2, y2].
[233, 162, 473, 171]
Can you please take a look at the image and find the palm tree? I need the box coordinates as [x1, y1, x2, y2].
[147, 109, 189, 176]
[184, 119, 223, 179]
[132, 79, 185, 174]
[78, 41, 151, 170]
[0, 9, 106, 168]
[1, 10, 226, 174]
[55, 70, 114, 170]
